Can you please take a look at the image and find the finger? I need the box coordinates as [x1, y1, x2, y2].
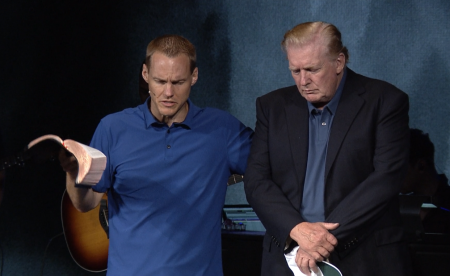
[299, 257, 312, 276]
[295, 248, 309, 263]
[313, 248, 328, 261]
[61, 156, 77, 171]
[296, 249, 314, 275]
[58, 149, 67, 163]
[58, 151, 72, 166]
[325, 232, 338, 246]
[58, 152, 78, 180]
[311, 253, 324, 262]
[321, 222, 339, 230]
[321, 238, 337, 252]
[309, 258, 319, 274]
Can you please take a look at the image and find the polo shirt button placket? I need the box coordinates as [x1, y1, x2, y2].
[165, 126, 173, 158]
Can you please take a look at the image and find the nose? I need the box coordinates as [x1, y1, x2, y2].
[299, 71, 310, 86]
[163, 83, 174, 97]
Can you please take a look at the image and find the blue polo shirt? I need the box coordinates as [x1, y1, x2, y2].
[90, 98, 253, 276]
[301, 69, 347, 222]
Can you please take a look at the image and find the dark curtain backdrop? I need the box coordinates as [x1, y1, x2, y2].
[0, 0, 449, 275]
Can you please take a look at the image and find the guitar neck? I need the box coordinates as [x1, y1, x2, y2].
[1, 149, 29, 170]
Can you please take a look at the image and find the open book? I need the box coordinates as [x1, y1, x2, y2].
[285, 246, 342, 276]
[27, 134, 107, 185]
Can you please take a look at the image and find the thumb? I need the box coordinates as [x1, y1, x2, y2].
[320, 222, 339, 230]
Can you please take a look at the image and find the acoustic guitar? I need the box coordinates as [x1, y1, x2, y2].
[61, 190, 109, 272]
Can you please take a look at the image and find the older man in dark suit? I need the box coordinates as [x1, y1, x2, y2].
[244, 21, 413, 276]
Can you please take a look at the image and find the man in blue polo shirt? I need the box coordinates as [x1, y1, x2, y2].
[61, 35, 253, 275]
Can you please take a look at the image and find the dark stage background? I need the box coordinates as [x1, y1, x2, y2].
[1, 0, 450, 275]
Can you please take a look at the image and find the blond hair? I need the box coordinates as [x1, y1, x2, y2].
[145, 35, 197, 73]
[281, 21, 349, 62]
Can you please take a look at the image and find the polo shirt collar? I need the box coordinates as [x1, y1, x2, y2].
[141, 98, 199, 129]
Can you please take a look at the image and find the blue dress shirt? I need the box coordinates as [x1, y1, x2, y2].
[301, 69, 347, 222]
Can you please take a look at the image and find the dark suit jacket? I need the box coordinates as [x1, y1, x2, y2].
[244, 68, 413, 276]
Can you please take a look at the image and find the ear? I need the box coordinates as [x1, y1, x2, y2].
[142, 64, 149, 83]
[335, 52, 346, 74]
[191, 67, 198, 86]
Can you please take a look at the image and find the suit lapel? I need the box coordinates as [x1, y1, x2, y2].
[325, 69, 365, 178]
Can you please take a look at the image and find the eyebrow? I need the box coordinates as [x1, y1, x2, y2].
[153, 77, 187, 84]
[289, 63, 321, 71]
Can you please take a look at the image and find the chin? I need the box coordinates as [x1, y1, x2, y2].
[160, 111, 175, 117]
[159, 107, 176, 114]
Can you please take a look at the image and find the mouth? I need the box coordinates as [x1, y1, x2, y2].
[161, 101, 176, 107]
[302, 89, 316, 94]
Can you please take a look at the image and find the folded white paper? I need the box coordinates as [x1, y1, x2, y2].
[285, 246, 342, 276]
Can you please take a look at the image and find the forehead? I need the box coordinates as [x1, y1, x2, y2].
[149, 51, 191, 74]
[286, 42, 328, 68]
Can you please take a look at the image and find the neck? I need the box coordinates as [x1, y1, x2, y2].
[150, 101, 189, 127]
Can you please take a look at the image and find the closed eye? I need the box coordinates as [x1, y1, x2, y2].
[154, 79, 166, 84]
[290, 69, 300, 75]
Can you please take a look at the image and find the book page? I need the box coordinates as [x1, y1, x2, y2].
[27, 134, 65, 163]
[28, 134, 63, 148]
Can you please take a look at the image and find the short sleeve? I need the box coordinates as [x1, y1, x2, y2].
[226, 115, 253, 175]
[89, 120, 112, 193]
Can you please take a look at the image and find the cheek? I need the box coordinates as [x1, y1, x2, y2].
[148, 83, 164, 94]
[178, 86, 191, 98]
[293, 75, 303, 85]
[292, 76, 304, 90]
[318, 77, 336, 97]
[148, 87, 163, 99]
[298, 89, 306, 98]
[148, 83, 156, 91]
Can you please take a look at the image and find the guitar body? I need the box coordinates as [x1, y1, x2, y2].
[61, 190, 109, 272]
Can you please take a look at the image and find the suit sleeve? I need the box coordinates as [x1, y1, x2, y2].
[244, 97, 303, 246]
[326, 89, 410, 241]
